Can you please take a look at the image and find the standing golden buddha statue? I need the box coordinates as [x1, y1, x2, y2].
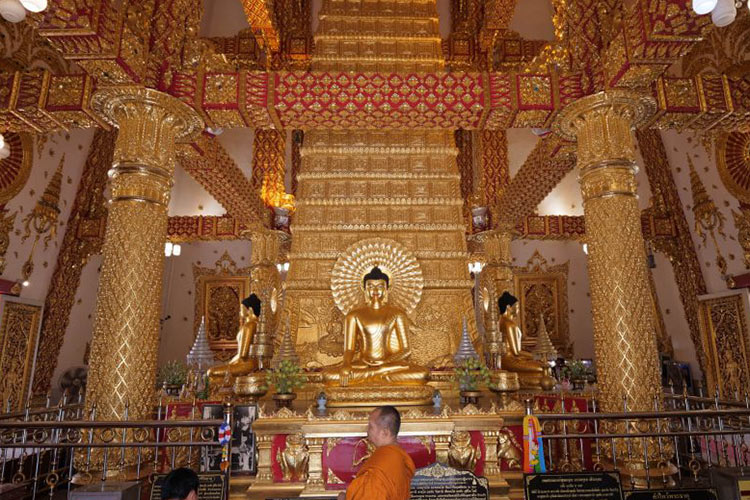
[207, 294, 261, 387]
[497, 292, 555, 390]
[323, 267, 432, 406]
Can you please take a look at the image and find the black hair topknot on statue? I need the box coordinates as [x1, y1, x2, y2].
[242, 293, 261, 317]
[363, 266, 390, 287]
[497, 291, 518, 314]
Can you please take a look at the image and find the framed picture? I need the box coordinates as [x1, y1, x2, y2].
[231, 405, 257, 474]
[201, 404, 224, 472]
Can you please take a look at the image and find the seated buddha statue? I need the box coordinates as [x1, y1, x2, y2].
[322, 267, 428, 387]
[207, 294, 261, 386]
[498, 291, 554, 390]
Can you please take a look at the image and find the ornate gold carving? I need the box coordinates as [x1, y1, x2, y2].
[0, 132, 32, 206]
[32, 129, 114, 395]
[193, 252, 253, 359]
[0, 209, 15, 275]
[448, 430, 480, 471]
[479, 130, 509, 227]
[689, 154, 728, 277]
[513, 250, 571, 356]
[278, 433, 309, 481]
[177, 135, 268, 228]
[716, 132, 750, 205]
[326, 384, 433, 407]
[555, 91, 661, 412]
[495, 136, 576, 228]
[86, 89, 202, 426]
[732, 205, 750, 269]
[698, 292, 750, 398]
[637, 129, 708, 374]
[0, 298, 42, 410]
[21, 156, 63, 249]
[330, 238, 424, 316]
[497, 428, 522, 470]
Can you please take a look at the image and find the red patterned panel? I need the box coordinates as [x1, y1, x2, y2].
[322, 436, 436, 490]
[274, 72, 486, 129]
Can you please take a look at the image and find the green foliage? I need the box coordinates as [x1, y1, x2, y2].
[266, 360, 305, 394]
[196, 376, 210, 400]
[454, 357, 491, 392]
[562, 360, 592, 381]
[158, 360, 189, 386]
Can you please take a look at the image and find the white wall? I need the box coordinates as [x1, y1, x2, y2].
[1, 129, 94, 301]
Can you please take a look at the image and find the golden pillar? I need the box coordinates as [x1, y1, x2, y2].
[479, 228, 514, 368]
[555, 91, 659, 412]
[248, 231, 284, 369]
[88, 88, 202, 421]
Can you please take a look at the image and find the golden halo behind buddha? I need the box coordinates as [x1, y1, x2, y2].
[331, 238, 423, 316]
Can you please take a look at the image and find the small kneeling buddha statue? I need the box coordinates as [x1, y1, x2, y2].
[207, 294, 261, 386]
[322, 266, 428, 387]
[498, 291, 553, 389]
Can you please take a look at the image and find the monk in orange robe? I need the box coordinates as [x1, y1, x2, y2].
[338, 406, 415, 500]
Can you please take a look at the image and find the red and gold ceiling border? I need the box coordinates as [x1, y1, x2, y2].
[167, 215, 251, 242]
[2, 69, 748, 133]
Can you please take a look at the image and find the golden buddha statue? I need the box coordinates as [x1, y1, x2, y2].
[498, 291, 555, 390]
[207, 294, 261, 386]
[323, 267, 429, 388]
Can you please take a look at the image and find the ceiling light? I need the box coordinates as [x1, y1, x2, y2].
[0, 0, 26, 23]
[22, 280, 29, 287]
[711, 0, 737, 26]
[692, 0, 718, 14]
[164, 241, 173, 257]
[19, 0, 46, 12]
[172, 243, 181, 256]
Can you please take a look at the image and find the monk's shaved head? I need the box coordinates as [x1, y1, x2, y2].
[374, 406, 401, 437]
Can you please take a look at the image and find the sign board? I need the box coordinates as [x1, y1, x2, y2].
[525, 472, 624, 500]
[410, 463, 489, 500]
[149, 472, 225, 500]
[624, 489, 718, 500]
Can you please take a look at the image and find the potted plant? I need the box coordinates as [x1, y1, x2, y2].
[157, 360, 189, 396]
[266, 360, 305, 408]
[455, 358, 491, 406]
[562, 360, 591, 391]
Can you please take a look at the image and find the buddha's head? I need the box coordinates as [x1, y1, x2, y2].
[241, 293, 262, 318]
[497, 291, 518, 317]
[363, 266, 389, 306]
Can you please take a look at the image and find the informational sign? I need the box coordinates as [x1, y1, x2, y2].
[525, 472, 624, 500]
[740, 479, 750, 500]
[410, 463, 489, 500]
[624, 489, 718, 500]
[149, 472, 225, 500]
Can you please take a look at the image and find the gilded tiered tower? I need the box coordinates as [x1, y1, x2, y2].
[284, 0, 478, 369]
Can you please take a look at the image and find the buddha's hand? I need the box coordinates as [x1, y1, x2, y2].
[340, 365, 351, 387]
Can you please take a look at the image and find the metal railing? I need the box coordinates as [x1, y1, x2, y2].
[0, 394, 232, 499]
[528, 389, 750, 490]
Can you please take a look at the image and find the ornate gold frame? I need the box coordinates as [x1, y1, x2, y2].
[0, 296, 43, 410]
[512, 250, 571, 356]
[698, 291, 750, 399]
[193, 252, 252, 358]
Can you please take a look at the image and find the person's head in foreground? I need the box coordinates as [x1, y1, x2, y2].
[367, 405, 401, 448]
[161, 468, 199, 500]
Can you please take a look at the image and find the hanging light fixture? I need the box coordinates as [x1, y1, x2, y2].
[711, 0, 737, 26]
[19, 0, 46, 12]
[692, 0, 718, 14]
[691, 0, 744, 26]
[0, 134, 10, 161]
[0, 0, 47, 22]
